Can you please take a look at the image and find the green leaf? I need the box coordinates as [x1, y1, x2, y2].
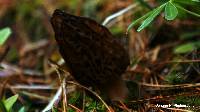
[127, 11, 152, 32]
[0, 100, 7, 112]
[165, 2, 178, 20]
[192, 0, 200, 2]
[175, 0, 200, 4]
[3, 94, 19, 111]
[137, 3, 166, 32]
[176, 4, 200, 17]
[18, 107, 25, 112]
[180, 31, 200, 39]
[0, 27, 11, 46]
[174, 41, 200, 54]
